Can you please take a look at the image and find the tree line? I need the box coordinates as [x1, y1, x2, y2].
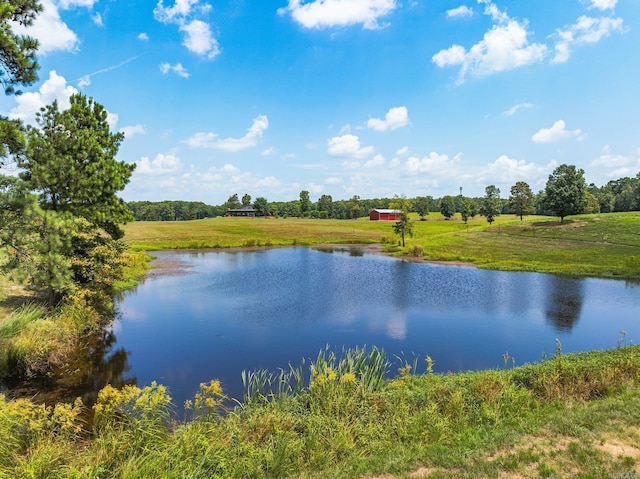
[128, 166, 640, 223]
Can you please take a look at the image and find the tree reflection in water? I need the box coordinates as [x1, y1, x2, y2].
[2, 328, 136, 409]
[545, 276, 584, 332]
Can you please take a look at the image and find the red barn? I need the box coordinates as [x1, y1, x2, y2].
[369, 209, 401, 221]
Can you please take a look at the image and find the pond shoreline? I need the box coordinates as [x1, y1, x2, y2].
[146, 243, 478, 278]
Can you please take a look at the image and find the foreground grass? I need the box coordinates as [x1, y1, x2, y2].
[123, 212, 640, 280]
[1, 345, 640, 478]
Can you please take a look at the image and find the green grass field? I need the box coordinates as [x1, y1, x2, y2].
[122, 211, 640, 280]
[2, 212, 640, 478]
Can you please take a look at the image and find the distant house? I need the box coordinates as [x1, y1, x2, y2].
[227, 205, 257, 217]
[369, 209, 401, 221]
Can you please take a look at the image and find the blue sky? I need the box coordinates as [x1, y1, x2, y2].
[1, 0, 639, 204]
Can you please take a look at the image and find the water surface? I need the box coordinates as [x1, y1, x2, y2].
[109, 247, 640, 406]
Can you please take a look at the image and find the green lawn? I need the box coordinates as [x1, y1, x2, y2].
[122, 211, 640, 280]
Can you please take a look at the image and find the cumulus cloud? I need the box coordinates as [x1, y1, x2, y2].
[589, 146, 640, 178]
[432, 0, 546, 83]
[180, 19, 220, 58]
[551, 15, 624, 64]
[12, 0, 78, 54]
[583, 0, 617, 11]
[532, 120, 583, 143]
[154, 0, 220, 59]
[58, 0, 99, 7]
[186, 115, 269, 152]
[136, 153, 183, 175]
[477, 155, 551, 184]
[502, 102, 533, 117]
[446, 5, 473, 18]
[160, 62, 190, 78]
[120, 124, 146, 139]
[404, 152, 460, 176]
[367, 106, 409, 131]
[278, 0, 397, 30]
[9, 71, 78, 125]
[363, 154, 385, 168]
[138, 32, 149, 40]
[327, 134, 375, 159]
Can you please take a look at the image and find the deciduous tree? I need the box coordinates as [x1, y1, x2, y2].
[390, 195, 413, 247]
[481, 185, 501, 225]
[459, 196, 472, 224]
[253, 196, 269, 216]
[414, 196, 430, 220]
[508, 181, 535, 221]
[439, 195, 456, 219]
[544, 164, 587, 223]
[299, 190, 311, 217]
[317, 194, 333, 218]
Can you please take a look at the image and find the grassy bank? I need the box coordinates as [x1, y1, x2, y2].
[1, 345, 639, 478]
[122, 212, 640, 279]
[0, 250, 149, 379]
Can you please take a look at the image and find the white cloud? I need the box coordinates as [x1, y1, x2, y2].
[363, 154, 385, 168]
[219, 163, 240, 174]
[186, 115, 269, 152]
[12, 0, 78, 54]
[432, 1, 547, 83]
[180, 19, 220, 58]
[92, 12, 103, 26]
[154, 0, 219, 58]
[551, 15, 624, 64]
[502, 102, 533, 117]
[532, 120, 583, 143]
[261, 147, 275, 156]
[160, 62, 190, 78]
[256, 176, 282, 188]
[367, 106, 409, 131]
[106, 112, 119, 131]
[446, 5, 473, 18]
[136, 153, 183, 175]
[589, 146, 640, 178]
[154, 0, 201, 23]
[404, 152, 459, 175]
[583, 0, 617, 11]
[278, 0, 397, 30]
[138, 32, 149, 40]
[307, 183, 325, 194]
[120, 124, 146, 138]
[325, 176, 343, 184]
[9, 71, 78, 124]
[395, 146, 409, 156]
[327, 134, 375, 159]
[478, 155, 549, 183]
[58, 0, 99, 8]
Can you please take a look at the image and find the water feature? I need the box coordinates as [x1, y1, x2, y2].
[5, 247, 640, 408]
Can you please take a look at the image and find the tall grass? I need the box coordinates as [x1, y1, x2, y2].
[2, 345, 640, 478]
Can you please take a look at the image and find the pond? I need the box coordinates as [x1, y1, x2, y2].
[5, 247, 640, 408]
[109, 247, 640, 407]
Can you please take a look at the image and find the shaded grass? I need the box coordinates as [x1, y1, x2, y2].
[2, 345, 640, 478]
